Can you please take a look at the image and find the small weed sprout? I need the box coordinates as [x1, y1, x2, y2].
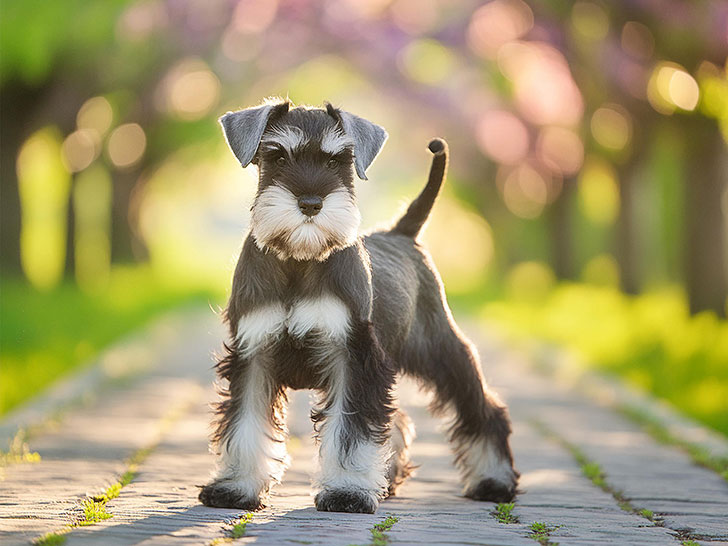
[492, 502, 519, 524]
[528, 521, 560, 545]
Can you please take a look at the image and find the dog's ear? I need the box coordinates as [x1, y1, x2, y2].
[219, 100, 290, 168]
[327, 104, 388, 180]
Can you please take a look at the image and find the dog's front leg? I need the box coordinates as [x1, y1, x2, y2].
[200, 306, 289, 510]
[313, 321, 395, 514]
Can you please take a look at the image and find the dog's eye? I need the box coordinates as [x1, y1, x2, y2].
[276, 156, 287, 166]
[327, 158, 338, 169]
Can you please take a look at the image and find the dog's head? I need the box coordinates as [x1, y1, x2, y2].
[220, 99, 387, 261]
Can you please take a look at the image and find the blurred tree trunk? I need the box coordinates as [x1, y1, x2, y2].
[64, 182, 76, 277]
[111, 169, 148, 263]
[548, 179, 575, 280]
[616, 154, 642, 295]
[0, 83, 44, 276]
[684, 117, 727, 317]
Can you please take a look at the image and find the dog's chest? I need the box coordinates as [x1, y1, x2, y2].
[236, 295, 350, 352]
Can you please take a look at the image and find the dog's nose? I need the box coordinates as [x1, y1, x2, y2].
[298, 195, 323, 217]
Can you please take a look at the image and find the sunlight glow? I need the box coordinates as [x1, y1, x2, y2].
[537, 126, 584, 176]
[107, 123, 146, 168]
[17, 128, 70, 290]
[62, 129, 101, 173]
[467, 0, 533, 59]
[476, 110, 529, 165]
[591, 105, 632, 151]
[77, 97, 114, 136]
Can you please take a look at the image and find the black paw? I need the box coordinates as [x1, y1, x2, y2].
[315, 489, 378, 514]
[199, 481, 264, 510]
[466, 478, 517, 503]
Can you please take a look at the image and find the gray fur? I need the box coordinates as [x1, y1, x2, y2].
[220, 103, 279, 168]
[338, 110, 388, 180]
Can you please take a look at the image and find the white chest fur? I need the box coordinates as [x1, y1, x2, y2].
[236, 296, 351, 356]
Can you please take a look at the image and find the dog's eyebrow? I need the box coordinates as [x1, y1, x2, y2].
[320, 127, 355, 155]
[260, 126, 306, 154]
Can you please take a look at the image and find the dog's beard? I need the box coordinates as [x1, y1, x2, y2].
[251, 184, 361, 261]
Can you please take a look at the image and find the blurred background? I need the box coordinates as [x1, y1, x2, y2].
[1, 0, 726, 438]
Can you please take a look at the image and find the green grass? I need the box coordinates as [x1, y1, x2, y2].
[78, 499, 112, 525]
[483, 284, 728, 437]
[369, 516, 399, 546]
[230, 514, 253, 539]
[527, 521, 560, 545]
[33, 531, 68, 546]
[492, 502, 519, 523]
[209, 514, 254, 545]
[0, 267, 216, 417]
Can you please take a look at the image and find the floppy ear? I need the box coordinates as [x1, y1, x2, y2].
[337, 110, 388, 180]
[219, 101, 289, 167]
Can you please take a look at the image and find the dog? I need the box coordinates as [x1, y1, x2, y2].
[199, 99, 518, 514]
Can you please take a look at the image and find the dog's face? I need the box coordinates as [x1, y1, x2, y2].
[220, 100, 387, 261]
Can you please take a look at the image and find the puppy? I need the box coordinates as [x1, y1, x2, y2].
[199, 99, 518, 514]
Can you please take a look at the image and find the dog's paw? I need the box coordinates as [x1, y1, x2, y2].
[315, 489, 378, 514]
[465, 477, 517, 503]
[199, 481, 264, 510]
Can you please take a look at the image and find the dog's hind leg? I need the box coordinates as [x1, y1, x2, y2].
[199, 342, 289, 510]
[386, 407, 416, 496]
[414, 325, 518, 502]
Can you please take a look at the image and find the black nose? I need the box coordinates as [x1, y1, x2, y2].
[298, 195, 323, 217]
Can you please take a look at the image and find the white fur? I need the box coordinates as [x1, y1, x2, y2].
[216, 354, 290, 499]
[236, 303, 287, 358]
[457, 436, 516, 495]
[260, 126, 306, 154]
[288, 296, 351, 340]
[251, 185, 360, 261]
[320, 127, 355, 154]
[313, 347, 390, 503]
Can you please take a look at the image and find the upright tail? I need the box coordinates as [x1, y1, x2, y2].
[392, 138, 449, 238]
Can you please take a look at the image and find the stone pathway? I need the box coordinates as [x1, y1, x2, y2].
[1, 307, 726, 545]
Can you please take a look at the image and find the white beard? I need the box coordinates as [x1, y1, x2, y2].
[251, 184, 361, 261]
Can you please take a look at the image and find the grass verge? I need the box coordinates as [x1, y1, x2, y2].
[483, 284, 728, 437]
[0, 267, 217, 417]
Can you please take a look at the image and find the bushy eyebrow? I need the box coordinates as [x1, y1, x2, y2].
[260, 126, 306, 154]
[320, 127, 355, 155]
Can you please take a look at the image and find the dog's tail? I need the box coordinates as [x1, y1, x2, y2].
[392, 138, 449, 238]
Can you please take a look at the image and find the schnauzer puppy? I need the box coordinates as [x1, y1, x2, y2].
[199, 99, 518, 514]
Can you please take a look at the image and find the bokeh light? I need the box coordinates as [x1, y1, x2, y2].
[467, 0, 533, 59]
[578, 158, 619, 225]
[498, 41, 584, 126]
[476, 110, 529, 165]
[397, 39, 456, 85]
[61, 129, 101, 173]
[571, 2, 609, 41]
[159, 58, 221, 121]
[107, 123, 146, 168]
[16, 128, 70, 290]
[591, 105, 633, 151]
[76, 96, 114, 136]
[73, 164, 112, 293]
[497, 163, 550, 219]
[537, 126, 584, 176]
[648, 62, 701, 114]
